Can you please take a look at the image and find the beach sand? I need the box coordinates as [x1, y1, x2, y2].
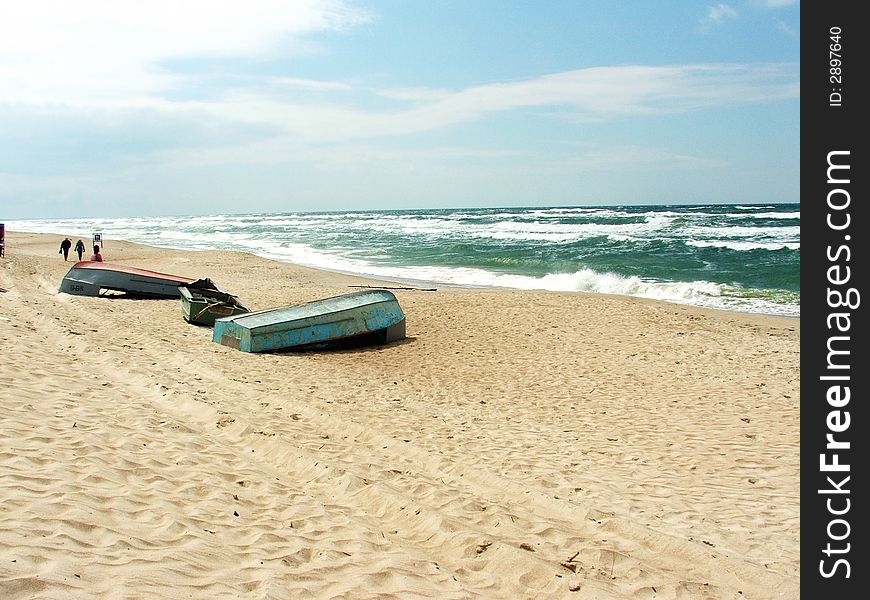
[0, 232, 799, 599]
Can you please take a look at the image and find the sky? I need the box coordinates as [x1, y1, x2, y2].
[0, 0, 799, 219]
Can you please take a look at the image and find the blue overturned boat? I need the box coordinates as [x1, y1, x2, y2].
[212, 289, 406, 352]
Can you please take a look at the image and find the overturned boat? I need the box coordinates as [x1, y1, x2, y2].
[59, 261, 195, 298]
[212, 289, 406, 352]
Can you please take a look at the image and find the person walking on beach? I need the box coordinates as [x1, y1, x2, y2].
[74, 239, 86, 261]
[59, 237, 72, 261]
[90, 245, 104, 262]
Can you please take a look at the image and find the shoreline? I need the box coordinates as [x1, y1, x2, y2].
[6, 225, 801, 320]
[1, 231, 800, 598]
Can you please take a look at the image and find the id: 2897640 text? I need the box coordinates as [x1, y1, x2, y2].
[829, 27, 843, 107]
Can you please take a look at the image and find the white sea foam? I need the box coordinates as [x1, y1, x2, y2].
[330, 261, 797, 317]
[470, 215, 679, 243]
[366, 216, 460, 236]
[226, 243, 799, 316]
[682, 224, 800, 242]
[740, 211, 801, 219]
[687, 240, 800, 251]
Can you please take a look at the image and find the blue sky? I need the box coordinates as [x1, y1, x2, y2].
[0, 1, 799, 219]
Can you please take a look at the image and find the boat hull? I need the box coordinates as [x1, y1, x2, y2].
[59, 262, 195, 298]
[213, 290, 406, 352]
[180, 285, 250, 326]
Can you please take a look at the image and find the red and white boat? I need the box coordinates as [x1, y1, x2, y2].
[59, 261, 196, 298]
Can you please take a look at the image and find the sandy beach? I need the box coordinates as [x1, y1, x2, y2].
[0, 231, 799, 599]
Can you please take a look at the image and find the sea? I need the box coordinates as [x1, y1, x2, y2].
[9, 203, 800, 317]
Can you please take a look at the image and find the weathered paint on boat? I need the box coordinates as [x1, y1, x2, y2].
[59, 261, 195, 298]
[212, 289, 406, 352]
[180, 283, 250, 326]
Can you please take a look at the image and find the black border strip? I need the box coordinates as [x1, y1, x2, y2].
[802, 2, 867, 595]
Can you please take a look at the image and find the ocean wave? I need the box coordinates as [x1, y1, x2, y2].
[470, 216, 677, 243]
[682, 224, 799, 241]
[686, 240, 800, 251]
[738, 211, 800, 219]
[239, 243, 800, 316]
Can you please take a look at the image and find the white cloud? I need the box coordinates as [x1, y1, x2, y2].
[268, 77, 355, 92]
[195, 63, 799, 141]
[377, 88, 455, 102]
[699, 4, 738, 31]
[0, 62, 798, 168]
[0, 0, 370, 104]
[0, 2, 797, 145]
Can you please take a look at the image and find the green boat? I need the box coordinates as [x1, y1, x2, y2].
[179, 279, 250, 326]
